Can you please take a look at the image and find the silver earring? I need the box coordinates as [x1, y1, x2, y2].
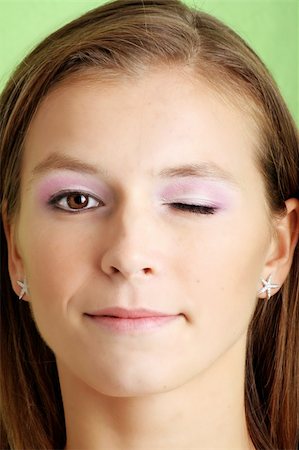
[17, 278, 29, 300]
[258, 274, 279, 300]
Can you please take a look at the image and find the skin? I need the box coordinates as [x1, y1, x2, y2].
[4, 68, 299, 450]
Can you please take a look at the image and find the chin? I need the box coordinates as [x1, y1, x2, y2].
[85, 361, 195, 398]
[95, 377, 179, 398]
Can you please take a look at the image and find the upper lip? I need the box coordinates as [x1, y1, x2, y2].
[85, 307, 177, 319]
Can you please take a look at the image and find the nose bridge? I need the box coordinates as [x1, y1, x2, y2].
[115, 188, 153, 238]
[100, 191, 161, 279]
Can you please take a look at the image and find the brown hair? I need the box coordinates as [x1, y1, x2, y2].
[1, 1, 298, 448]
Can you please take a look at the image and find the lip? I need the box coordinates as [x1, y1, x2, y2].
[86, 307, 175, 318]
[84, 307, 182, 333]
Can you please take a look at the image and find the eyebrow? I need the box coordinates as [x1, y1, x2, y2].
[30, 152, 239, 186]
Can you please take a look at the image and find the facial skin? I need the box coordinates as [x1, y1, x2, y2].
[5, 68, 298, 449]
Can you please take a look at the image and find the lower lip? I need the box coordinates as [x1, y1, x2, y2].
[85, 314, 179, 333]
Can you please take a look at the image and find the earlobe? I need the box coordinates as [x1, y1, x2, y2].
[259, 198, 299, 298]
[2, 203, 29, 301]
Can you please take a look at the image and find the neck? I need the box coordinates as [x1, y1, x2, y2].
[60, 332, 254, 450]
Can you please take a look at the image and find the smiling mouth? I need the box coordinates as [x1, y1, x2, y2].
[84, 307, 183, 333]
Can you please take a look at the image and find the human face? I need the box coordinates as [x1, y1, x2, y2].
[14, 69, 271, 396]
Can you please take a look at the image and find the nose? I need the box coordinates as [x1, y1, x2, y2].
[100, 203, 162, 282]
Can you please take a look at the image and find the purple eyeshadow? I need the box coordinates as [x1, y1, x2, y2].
[35, 172, 112, 205]
[157, 178, 237, 210]
[34, 171, 237, 212]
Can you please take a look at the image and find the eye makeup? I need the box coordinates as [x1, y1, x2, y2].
[35, 170, 238, 216]
[157, 177, 238, 211]
[36, 172, 113, 208]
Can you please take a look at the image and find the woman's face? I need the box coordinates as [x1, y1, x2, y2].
[12, 69, 272, 395]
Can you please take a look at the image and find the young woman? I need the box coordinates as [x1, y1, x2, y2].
[1, 1, 298, 449]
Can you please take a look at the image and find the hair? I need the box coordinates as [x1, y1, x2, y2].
[1, 0, 298, 449]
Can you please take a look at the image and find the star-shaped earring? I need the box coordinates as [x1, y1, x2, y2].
[17, 278, 29, 300]
[258, 274, 279, 300]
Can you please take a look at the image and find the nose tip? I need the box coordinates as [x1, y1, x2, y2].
[100, 243, 157, 279]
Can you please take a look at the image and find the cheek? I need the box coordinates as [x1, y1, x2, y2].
[179, 214, 270, 321]
[18, 215, 94, 311]
[17, 217, 97, 351]
[173, 219, 269, 371]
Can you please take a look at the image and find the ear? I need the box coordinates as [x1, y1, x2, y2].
[2, 202, 30, 301]
[258, 198, 299, 299]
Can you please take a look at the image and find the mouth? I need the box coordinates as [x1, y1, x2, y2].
[84, 307, 183, 333]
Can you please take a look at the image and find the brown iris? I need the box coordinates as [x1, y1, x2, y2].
[67, 193, 89, 209]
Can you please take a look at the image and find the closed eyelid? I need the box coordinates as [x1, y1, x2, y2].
[158, 181, 237, 210]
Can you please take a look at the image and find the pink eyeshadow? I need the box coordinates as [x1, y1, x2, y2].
[157, 178, 238, 209]
[35, 172, 112, 204]
[34, 171, 238, 211]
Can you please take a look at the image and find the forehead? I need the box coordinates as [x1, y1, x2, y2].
[23, 68, 261, 189]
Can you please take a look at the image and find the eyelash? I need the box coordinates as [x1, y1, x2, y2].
[170, 203, 217, 215]
[48, 191, 218, 215]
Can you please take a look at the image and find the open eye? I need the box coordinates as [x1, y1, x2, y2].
[48, 191, 103, 212]
[169, 203, 217, 215]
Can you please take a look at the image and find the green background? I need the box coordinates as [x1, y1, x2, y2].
[0, 0, 298, 123]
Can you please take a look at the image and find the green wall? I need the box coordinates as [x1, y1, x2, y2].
[0, 0, 298, 123]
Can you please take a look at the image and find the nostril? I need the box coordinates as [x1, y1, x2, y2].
[108, 266, 153, 277]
